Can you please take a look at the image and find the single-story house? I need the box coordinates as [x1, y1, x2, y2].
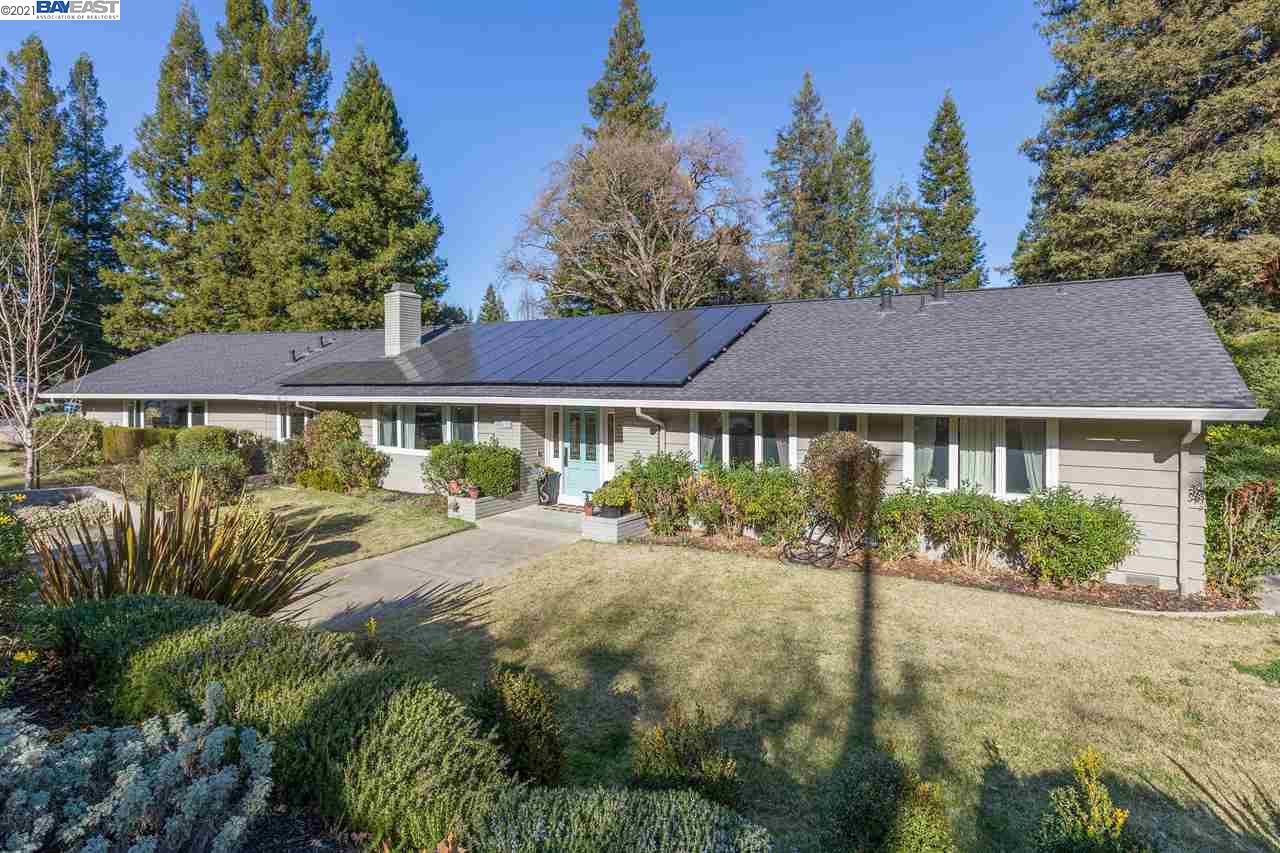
[45, 273, 1266, 594]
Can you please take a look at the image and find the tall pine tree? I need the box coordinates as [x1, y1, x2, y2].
[60, 54, 125, 368]
[906, 92, 986, 290]
[478, 284, 509, 323]
[105, 1, 210, 352]
[763, 72, 837, 299]
[298, 48, 445, 329]
[827, 115, 881, 297]
[585, 0, 666, 138]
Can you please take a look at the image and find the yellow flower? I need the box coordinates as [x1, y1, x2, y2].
[12, 650, 37, 665]
[12, 494, 24, 502]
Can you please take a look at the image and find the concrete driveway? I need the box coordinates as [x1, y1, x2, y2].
[300, 504, 580, 628]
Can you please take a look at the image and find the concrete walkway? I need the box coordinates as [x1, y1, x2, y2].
[300, 504, 581, 629]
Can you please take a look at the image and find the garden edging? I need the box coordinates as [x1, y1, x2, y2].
[447, 493, 537, 522]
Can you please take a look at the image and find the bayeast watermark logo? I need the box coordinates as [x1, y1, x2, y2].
[1, 0, 120, 20]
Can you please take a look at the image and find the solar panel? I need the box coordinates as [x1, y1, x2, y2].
[281, 304, 769, 387]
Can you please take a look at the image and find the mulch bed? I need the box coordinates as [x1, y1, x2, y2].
[639, 533, 1256, 613]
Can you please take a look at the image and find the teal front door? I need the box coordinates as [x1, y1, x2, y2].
[562, 408, 600, 502]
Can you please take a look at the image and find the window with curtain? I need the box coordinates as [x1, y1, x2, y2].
[378, 405, 398, 447]
[411, 405, 444, 450]
[958, 416, 996, 493]
[762, 413, 788, 465]
[697, 411, 720, 467]
[914, 416, 949, 488]
[1006, 418, 1046, 494]
[451, 406, 475, 443]
[728, 412, 754, 467]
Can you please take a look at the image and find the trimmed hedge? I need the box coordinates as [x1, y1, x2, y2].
[174, 424, 237, 453]
[34, 596, 510, 849]
[466, 440, 522, 497]
[138, 445, 248, 506]
[464, 786, 775, 852]
[332, 438, 391, 490]
[102, 426, 176, 463]
[33, 413, 103, 470]
[423, 441, 471, 493]
[1009, 488, 1140, 587]
[297, 467, 345, 492]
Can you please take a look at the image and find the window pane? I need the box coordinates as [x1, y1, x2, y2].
[606, 412, 615, 463]
[913, 416, 949, 488]
[958, 417, 996, 493]
[584, 412, 598, 462]
[1006, 418, 1046, 494]
[551, 410, 561, 462]
[190, 403, 206, 427]
[143, 400, 183, 428]
[728, 411, 754, 467]
[414, 406, 444, 450]
[289, 413, 306, 440]
[697, 411, 720, 467]
[837, 414, 858, 432]
[568, 412, 581, 461]
[378, 406, 398, 447]
[762, 413, 788, 466]
[452, 406, 475, 444]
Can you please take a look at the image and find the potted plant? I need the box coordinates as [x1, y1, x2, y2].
[582, 497, 593, 518]
[466, 483, 481, 499]
[591, 476, 632, 519]
[536, 466, 560, 505]
[447, 479, 462, 495]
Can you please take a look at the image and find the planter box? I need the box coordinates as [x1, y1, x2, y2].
[582, 511, 648, 544]
[447, 493, 537, 522]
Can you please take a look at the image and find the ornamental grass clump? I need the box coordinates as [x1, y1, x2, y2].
[31, 470, 335, 618]
[0, 681, 273, 853]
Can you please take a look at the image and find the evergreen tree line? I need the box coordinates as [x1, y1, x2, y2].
[0, 0, 451, 362]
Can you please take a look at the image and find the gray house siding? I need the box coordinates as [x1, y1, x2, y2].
[82, 399, 123, 427]
[207, 400, 277, 436]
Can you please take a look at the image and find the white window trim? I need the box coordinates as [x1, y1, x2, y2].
[788, 413, 798, 468]
[600, 407, 615, 481]
[126, 398, 206, 430]
[546, 406, 563, 472]
[372, 403, 476, 455]
[901, 415, 1059, 499]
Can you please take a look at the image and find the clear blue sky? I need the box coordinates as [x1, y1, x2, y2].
[13, 0, 1056, 316]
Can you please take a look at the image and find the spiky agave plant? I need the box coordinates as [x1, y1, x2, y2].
[32, 470, 339, 618]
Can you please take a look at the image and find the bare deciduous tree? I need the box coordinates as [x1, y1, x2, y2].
[0, 146, 86, 489]
[507, 126, 761, 314]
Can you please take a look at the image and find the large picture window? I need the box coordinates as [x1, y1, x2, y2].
[452, 406, 475, 444]
[409, 405, 445, 450]
[696, 411, 721, 467]
[913, 416, 950, 488]
[128, 399, 205, 429]
[378, 406, 399, 448]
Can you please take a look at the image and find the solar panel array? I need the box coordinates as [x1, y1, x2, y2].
[282, 304, 769, 387]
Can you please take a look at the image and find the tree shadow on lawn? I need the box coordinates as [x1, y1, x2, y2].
[976, 733, 1280, 852]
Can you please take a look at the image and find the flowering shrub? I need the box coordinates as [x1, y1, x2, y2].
[632, 703, 741, 807]
[1034, 747, 1156, 853]
[0, 493, 28, 570]
[0, 681, 273, 853]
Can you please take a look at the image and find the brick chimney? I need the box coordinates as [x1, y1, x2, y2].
[384, 282, 422, 357]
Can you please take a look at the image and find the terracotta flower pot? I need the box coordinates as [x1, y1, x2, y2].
[447, 480, 461, 495]
[583, 501, 593, 517]
[467, 485, 480, 499]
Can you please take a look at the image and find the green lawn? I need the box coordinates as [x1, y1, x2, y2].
[250, 486, 470, 571]
[372, 542, 1280, 853]
[0, 447, 110, 491]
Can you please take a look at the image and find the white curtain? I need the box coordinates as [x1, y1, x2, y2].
[697, 412, 720, 467]
[914, 417, 948, 487]
[958, 417, 996, 493]
[1011, 419, 1045, 493]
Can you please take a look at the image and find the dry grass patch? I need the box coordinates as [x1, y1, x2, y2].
[372, 542, 1280, 852]
[251, 486, 469, 571]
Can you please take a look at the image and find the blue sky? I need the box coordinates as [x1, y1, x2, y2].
[13, 0, 1056, 316]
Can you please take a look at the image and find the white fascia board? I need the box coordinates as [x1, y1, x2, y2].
[42, 391, 1270, 423]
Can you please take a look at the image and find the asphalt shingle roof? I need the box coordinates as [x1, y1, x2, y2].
[53, 273, 1259, 410]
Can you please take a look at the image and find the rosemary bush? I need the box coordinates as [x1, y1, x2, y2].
[0, 682, 272, 853]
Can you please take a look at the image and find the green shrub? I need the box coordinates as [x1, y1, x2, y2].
[297, 467, 346, 492]
[1034, 747, 1157, 853]
[461, 786, 774, 852]
[102, 426, 145, 462]
[33, 413, 103, 471]
[174, 424, 237, 453]
[625, 451, 696, 535]
[473, 665, 564, 786]
[923, 488, 1014, 573]
[1202, 423, 1280, 598]
[0, 493, 28, 571]
[724, 463, 806, 545]
[801, 432, 887, 557]
[232, 429, 271, 473]
[332, 438, 391, 490]
[632, 703, 742, 808]
[139, 444, 248, 506]
[32, 471, 332, 617]
[821, 744, 956, 853]
[1008, 487, 1140, 586]
[303, 410, 362, 471]
[43, 595, 511, 850]
[269, 437, 309, 484]
[0, 682, 273, 853]
[423, 440, 471, 493]
[466, 439, 522, 497]
[591, 473, 634, 511]
[876, 485, 931, 560]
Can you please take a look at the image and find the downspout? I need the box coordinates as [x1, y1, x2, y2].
[292, 401, 321, 416]
[1177, 419, 1203, 596]
[635, 407, 665, 453]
